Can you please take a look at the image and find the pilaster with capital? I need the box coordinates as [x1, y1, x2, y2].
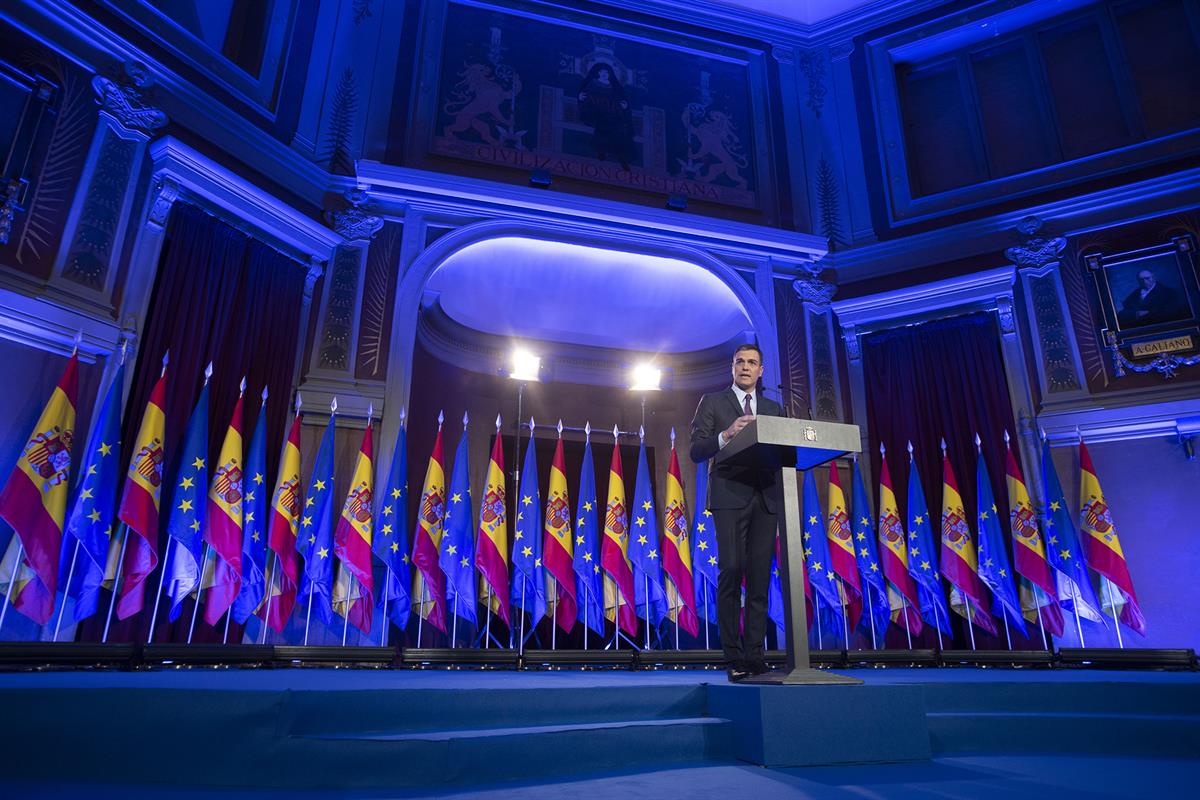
[1007, 216, 1089, 401]
[793, 274, 844, 421]
[52, 63, 169, 306]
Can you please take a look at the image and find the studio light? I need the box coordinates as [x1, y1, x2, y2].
[509, 348, 541, 382]
[630, 363, 662, 391]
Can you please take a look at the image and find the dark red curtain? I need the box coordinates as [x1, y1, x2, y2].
[862, 311, 1037, 650]
[82, 202, 307, 643]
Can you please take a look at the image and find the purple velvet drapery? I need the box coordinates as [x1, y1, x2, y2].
[82, 202, 306, 643]
[862, 311, 1042, 650]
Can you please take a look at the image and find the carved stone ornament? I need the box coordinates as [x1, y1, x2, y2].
[0, 179, 20, 245]
[304, 259, 325, 299]
[328, 188, 383, 242]
[145, 177, 180, 231]
[842, 325, 862, 362]
[793, 276, 837, 307]
[1005, 215, 1066, 272]
[92, 62, 168, 134]
[996, 295, 1017, 335]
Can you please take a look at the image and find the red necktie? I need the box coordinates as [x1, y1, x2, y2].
[743, 393, 753, 416]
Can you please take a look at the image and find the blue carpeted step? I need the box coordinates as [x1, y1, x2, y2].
[279, 683, 710, 736]
[918, 680, 1200, 716]
[282, 715, 733, 789]
[928, 710, 1200, 757]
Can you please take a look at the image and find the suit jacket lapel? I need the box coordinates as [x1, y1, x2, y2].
[726, 388, 745, 419]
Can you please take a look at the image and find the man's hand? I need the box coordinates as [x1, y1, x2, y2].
[723, 414, 755, 442]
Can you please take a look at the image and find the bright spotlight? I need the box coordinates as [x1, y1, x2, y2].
[509, 348, 541, 382]
[630, 363, 662, 391]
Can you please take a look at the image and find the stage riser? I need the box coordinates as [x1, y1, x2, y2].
[709, 683, 931, 767]
[918, 682, 1200, 715]
[929, 713, 1200, 757]
[281, 685, 708, 736]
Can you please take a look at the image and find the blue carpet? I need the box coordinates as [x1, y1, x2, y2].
[0, 668, 1196, 795]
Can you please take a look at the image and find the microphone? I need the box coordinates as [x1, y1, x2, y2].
[772, 384, 803, 419]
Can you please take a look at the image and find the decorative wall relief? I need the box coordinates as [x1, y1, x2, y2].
[356, 221, 402, 380]
[775, 277, 810, 418]
[325, 68, 359, 176]
[0, 31, 97, 277]
[61, 134, 135, 290]
[793, 275, 842, 421]
[353, 0, 374, 25]
[815, 156, 842, 246]
[317, 244, 363, 370]
[420, 1, 766, 210]
[797, 50, 827, 118]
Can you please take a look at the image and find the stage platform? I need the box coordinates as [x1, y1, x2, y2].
[1, 667, 1197, 798]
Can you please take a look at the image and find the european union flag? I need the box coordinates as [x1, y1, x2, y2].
[231, 395, 268, 624]
[628, 438, 667, 627]
[573, 437, 604, 636]
[975, 449, 1026, 637]
[850, 458, 891, 645]
[767, 546, 785, 646]
[298, 414, 337, 625]
[164, 382, 209, 622]
[440, 424, 476, 627]
[510, 426, 545, 632]
[803, 468, 842, 624]
[690, 463, 717, 624]
[375, 419, 411, 630]
[60, 362, 125, 624]
[905, 451, 952, 637]
[1040, 437, 1103, 623]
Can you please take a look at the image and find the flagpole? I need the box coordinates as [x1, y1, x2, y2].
[1105, 579, 1124, 649]
[838, 580, 850, 648]
[342, 573, 352, 646]
[380, 566, 392, 647]
[1072, 595, 1086, 647]
[147, 543, 170, 644]
[223, 607, 232, 644]
[102, 525, 130, 643]
[1002, 613, 1012, 650]
[53, 540, 81, 642]
[703, 588, 710, 651]
[551, 583, 557, 651]
[484, 584, 491, 649]
[303, 580, 314, 646]
[518, 579, 526, 655]
[1035, 586, 1049, 650]
[416, 580, 425, 648]
[260, 553, 275, 645]
[901, 595, 913, 649]
[451, 593, 458, 649]
[867, 592, 877, 650]
[965, 597, 977, 651]
[931, 597, 944, 651]
[814, 592, 823, 650]
[582, 583, 589, 650]
[0, 541, 23, 635]
[188, 546, 211, 644]
[643, 573, 650, 650]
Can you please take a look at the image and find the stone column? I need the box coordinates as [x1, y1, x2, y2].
[793, 275, 844, 423]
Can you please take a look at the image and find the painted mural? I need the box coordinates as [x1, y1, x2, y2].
[430, 2, 759, 208]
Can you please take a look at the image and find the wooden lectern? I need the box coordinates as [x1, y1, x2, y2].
[716, 415, 864, 685]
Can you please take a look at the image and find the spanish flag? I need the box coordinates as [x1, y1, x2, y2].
[939, 450, 997, 636]
[411, 420, 448, 632]
[0, 353, 78, 623]
[116, 366, 168, 620]
[542, 434, 576, 632]
[662, 442, 698, 637]
[475, 427, 510, 624]
[826, 462, 863, 631]
[333, 421, 375, 634]
[265, 411, 302, 632]
[202, 392, 244, 626]
[1006, 442, 1064, 636]
[600, 439, 637, 636]
[877, 449, 922, 635]
[1079, 440, 1145, 635]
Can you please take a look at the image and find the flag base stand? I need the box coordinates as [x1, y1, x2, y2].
[845, 649, 940, 667]
[403, 647, 518, 668]
[0, 642, 136, 667]
[940, 649, 1055, 667]
[522, 649, 635, 669]
[1058, 647, 1196, 669]
[274, 646, 396, 666]
[143, 644, 275, 666]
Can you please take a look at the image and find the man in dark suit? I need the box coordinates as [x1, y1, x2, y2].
[689, 343, 783, 682]
[1118, 269, 1186, 328]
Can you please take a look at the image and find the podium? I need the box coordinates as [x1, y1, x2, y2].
[716, 416, 864, 685]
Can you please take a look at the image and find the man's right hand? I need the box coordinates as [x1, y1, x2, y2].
[723, 414, 755, 442]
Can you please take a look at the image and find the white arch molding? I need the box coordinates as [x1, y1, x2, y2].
[378, 217, 783, 456]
